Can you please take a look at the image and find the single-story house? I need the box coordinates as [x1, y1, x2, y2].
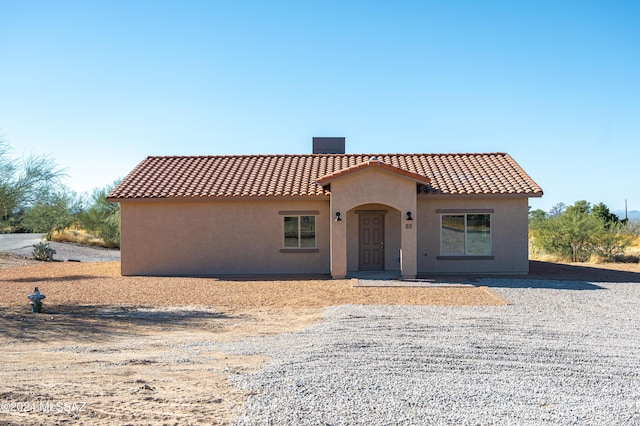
[107, 138, 542, 278]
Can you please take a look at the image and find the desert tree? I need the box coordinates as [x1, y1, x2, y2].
[592, 221, 634, 261]
[592, 202, 620, 226]
[21, 191, 84, 238]
[0, 138, 66, 227]
[530, 200, 634, 262]
[78, 181, 121, 248]
[540, 207, 602, 261]
[566, 200, 591, 216]
[528, 208, 547, 223]
[548, 202, 566, 217]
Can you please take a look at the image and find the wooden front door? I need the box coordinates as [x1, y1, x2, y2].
[359, 213, 385, 271]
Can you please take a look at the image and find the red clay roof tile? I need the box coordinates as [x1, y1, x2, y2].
[315, 158, 431, 185]
[107, 153, 543, 200]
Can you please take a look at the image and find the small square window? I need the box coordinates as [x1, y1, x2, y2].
[283, 216, 316, 248]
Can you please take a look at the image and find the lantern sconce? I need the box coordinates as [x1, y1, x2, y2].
[406, 211, 413, 221]
[335, 212, 342, 222]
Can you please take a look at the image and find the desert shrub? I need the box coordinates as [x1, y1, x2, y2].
[49, 228, 112, 248]
[32, 242, 56, 261]
[591, 222, 635, 261]
[21, 191, 83, 238]
[530, 207, 601, 261]
[77, 181, 120, 248]
[530, 200, 634, 262]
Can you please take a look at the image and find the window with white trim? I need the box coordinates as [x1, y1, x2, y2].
[283, 215, 316, 248]
[440, 213, 491, 256]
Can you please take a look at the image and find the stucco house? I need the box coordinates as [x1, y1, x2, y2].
[107, 138, 542, 278]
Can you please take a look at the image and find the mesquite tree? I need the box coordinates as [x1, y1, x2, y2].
[0, 138, 66, 229]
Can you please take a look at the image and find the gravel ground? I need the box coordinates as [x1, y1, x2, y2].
[2, 240, 120, 263]
[217, 280, 640, 425]
[47, 241, 120, 262]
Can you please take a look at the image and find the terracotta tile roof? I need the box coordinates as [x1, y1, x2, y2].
[107, 153, 543, 200]
[315, 157, 431, 185]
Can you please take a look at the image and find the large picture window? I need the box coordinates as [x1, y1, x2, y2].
[284, 216, 316, 248]
[441, 213, 491, 256]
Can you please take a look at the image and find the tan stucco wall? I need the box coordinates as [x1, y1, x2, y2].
[327, 167, 418, 278]
[118, 181, 532, 276]
[119, 199, 330, 276]
[416, 196, 530, 274]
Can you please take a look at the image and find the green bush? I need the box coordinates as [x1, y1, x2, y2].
[21, 192, 82, 238]
[77, 182, 120, 248]
[32, 242, 56, 261]
[1, 138, 65, 226]
[530, 200, 634, 262]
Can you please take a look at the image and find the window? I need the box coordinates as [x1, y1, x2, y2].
[284, 216, 316, 248]
[441, 213, 491, 256]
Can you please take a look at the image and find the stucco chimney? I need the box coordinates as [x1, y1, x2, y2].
[312, 137, 345, 154]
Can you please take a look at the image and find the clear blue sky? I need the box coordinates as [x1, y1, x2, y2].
[1, 1, 638, 213]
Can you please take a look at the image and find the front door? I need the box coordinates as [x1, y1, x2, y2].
[359, 213, 385, 271]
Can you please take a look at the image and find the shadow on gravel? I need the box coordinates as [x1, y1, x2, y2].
[477, 279, 606, 290]
[525, 261, 640, 283]
[0, 305, 234, 343]
[417, 261, 640, 289]
[208, 274, 333, 281]
[6, 275, 100, 283]
[412, 275, 606, 290]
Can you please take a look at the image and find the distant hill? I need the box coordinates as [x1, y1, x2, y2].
[613, 210, 640, 222]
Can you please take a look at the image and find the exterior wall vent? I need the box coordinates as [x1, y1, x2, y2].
[313, 137, 345, 154]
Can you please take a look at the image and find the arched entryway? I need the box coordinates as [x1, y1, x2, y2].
[319, 159, 423, 279]
[343, 204, 402, 275]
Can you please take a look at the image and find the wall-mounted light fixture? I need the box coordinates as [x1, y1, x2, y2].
[335, 212, 342, 222]
[406, 211, 413, 221]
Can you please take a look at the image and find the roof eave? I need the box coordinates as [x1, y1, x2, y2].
[106, 194, 331, 203]
[418, 191, 543, 198]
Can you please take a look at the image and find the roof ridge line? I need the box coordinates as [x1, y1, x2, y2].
[146, 152, 509, 159]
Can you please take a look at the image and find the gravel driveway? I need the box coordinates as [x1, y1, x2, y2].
[218, 279, 640, 425]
